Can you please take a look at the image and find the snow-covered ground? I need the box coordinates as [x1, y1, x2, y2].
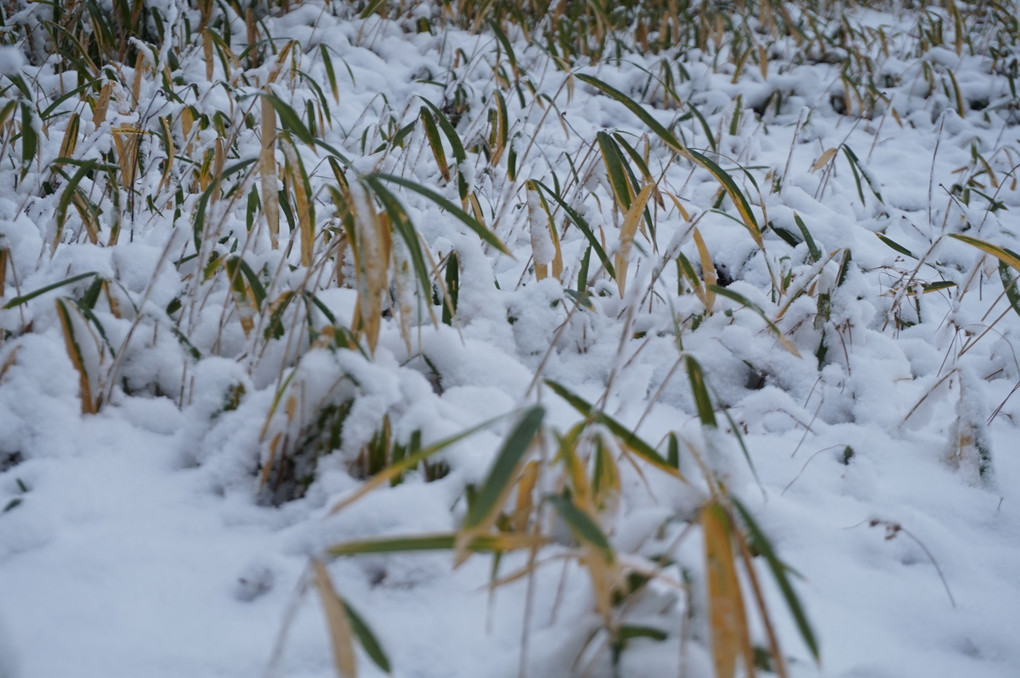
[1, 1, 1019, 676]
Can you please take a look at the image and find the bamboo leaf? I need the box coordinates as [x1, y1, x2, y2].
[702, 501, 753, 678]
[420, 108, 450, 181]
[692, 227, 716, 312]
[3, 272, 98, 309]
[731, 497, 820, 663]
[259, 92, 315, 147]
[544, 380, 685, 480]
[327, 532, 546, 556]
[366, 173, 509, 255]
[56, 298, 95, 414]
[311, 559, 357, 678]
[338, 595, 391, 674]
[530, 179, 615, 279]
[685, 149, 763, 248]
[794, 213, 822, 263]
[461, 405, 544, 532]
[546, 493, 614, 563]
[811, 148, 838, 172]
[615, 182, 656, 296]
[707, 285, 802, 357]
[597, 131, 636, 213]
[329, 413, 512, 514]
[999, 262, 1020, 318]
[950, 234, 1020, 273]
[359, 178, 431, 303]
[575, 74, 684, 153]
[20, 102, 37, 178]
[686, 356, 716, 428]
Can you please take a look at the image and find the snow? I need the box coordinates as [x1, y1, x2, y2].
[2, 1, 1020, 677]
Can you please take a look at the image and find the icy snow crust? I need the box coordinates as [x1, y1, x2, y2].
[1, 2, 1020, 677]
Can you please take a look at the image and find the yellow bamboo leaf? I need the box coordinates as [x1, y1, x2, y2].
[692, 227, 716, 313]
[811, 147, 838, 172]
[56, 299, 96, 415]
[311, 559, 358, 678]
[131, 51, 145, 104]
[615, 182, 656, 296]
[258, 431, 284, 488]
[92, 81, 113, 128]
[663, 191, 692, 221]
[260, 93, 280, 248]
[512, 460, 540, 532]
[266, 40, 297, 85]
[703, 502, 753, 678]
[202, 30, 213, 81]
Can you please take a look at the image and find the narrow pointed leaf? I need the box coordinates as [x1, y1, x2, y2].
[461, 406, 544, 531]
[731, 497, 820, 663]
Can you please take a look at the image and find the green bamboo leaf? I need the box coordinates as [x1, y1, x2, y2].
[442, 251, 459, 326]
[546, 493, 614, 562]
[366, 173, 509, 255]
[686, 101, 716, 152]
[327, 532, 543, 556]
[52, 160, 99, 247]
[487, 18, 518, 76]
[530, 180, 615, 278]
[338, 595, 392, 673]
[329, 534, 457, 555]
[998, 261, 1020, 318]
[417, 99, 466, 163]
[358, 0, 388, 19]
[461, 405, 544, 531]
[794, 213, 821, 263]
[359, 177, 431, 296]
[731, 497, 820, 664]
[259, 92, 315, 146]
[320, 45, 339, 103]
[544, 379, 683, 479]
[597, 131, 636, 212]
[263, 290, 296, 340]
[420, 107, 450, 181]
[835, 249, 852, 287]
[3, 272, 98, 309]
[20, 101, 37, 178]
[921, 280, 956, 293]
[3, 73, 31, 100]
[686, 356, 717, 428]
[842, 146, 883, 203]
[707, 285, 802, 357]
[575, 74, 685, 153]
[418, 98, 468, 200]
[685, 149, 763, 248]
